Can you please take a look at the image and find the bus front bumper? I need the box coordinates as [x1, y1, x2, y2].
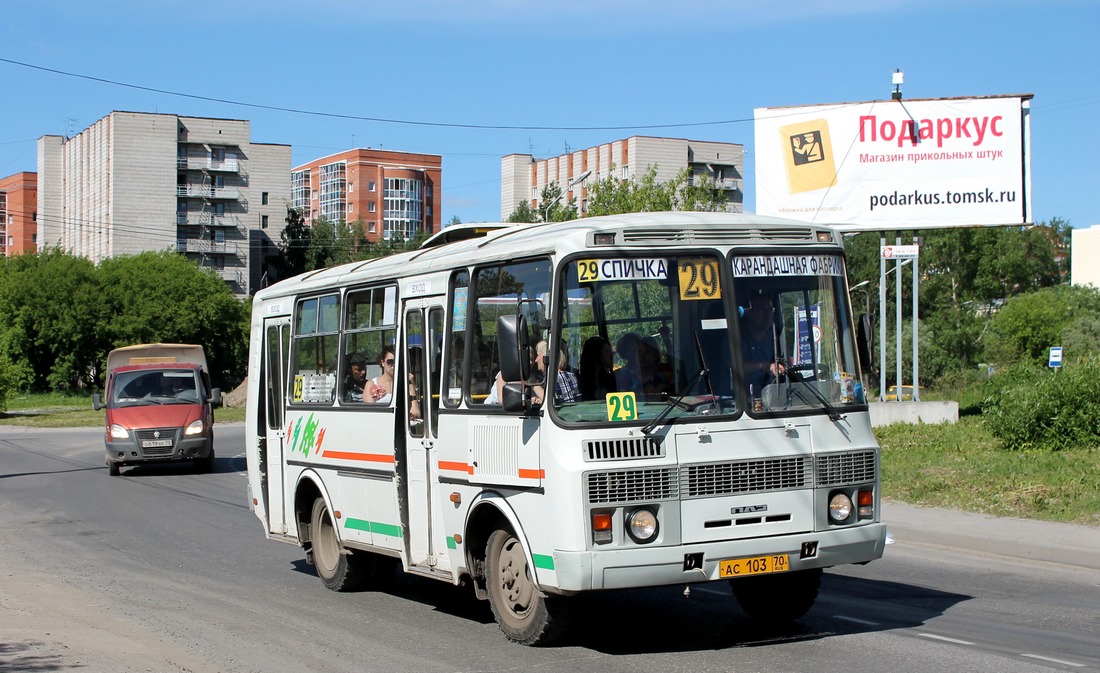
[544, 522, 887, 594]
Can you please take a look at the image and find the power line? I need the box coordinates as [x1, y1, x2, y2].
[0, 56, 754, 132]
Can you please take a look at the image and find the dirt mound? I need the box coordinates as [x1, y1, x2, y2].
[223, 378, 248, 408]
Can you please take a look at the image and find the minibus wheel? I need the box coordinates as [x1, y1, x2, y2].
[485, 528, 571, 646]
[310, 497, 368, 592]
[107, 461, 120, 477]
[730, 567, 821, 622]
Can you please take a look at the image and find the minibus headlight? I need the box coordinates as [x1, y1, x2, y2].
[828, 492, 853, 522]
[626, 508, 658, 543]
[184, 420, 204, 436]
[109, 424, 129, 440]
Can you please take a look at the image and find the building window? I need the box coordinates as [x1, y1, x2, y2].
[368, 180, 376, 192]
[369, 202, 376, 213]
[262, 215, 269, 229]
[369, 222, 376, 233]
[262, 192, 269, 205]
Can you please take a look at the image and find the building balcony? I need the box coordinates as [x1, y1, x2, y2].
[177, 158, 244, 175]
[177, 238, 242, 257]
[176, 185, 242, 200]
[176, 212, 244, 230]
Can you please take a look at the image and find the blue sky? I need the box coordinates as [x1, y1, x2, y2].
[2, 0, 1097, 228]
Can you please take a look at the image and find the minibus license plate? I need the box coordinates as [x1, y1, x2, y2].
[142, 439, 173, 448]
[718, 554, 789, 578]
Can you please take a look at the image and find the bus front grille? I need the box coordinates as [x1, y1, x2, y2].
[586, 468, 678, 504]
[584, 437, 663, 461]
[815, 450, 878, 486]
[681, 457, 812, 498]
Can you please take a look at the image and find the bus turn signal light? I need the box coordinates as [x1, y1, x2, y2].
[858, 489, 874, 519]
[592, 512, 613, 544]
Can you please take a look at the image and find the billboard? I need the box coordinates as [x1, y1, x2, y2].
[754, 95, 1032, 230]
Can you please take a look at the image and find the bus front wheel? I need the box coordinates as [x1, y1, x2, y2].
[485, 528, 571, 646]
[730, 567, 822, 622]
[310, 497, 369, 592]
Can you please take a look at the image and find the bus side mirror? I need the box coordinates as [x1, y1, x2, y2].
[857, 313, 875, 377]
[497, 314, 531, 383]
[501, 382, 526, 412]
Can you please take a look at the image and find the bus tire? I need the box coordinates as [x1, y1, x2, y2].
[730, 567, 822, 622]
[485, 528, 571, 646]
[310, 497, 366, 592]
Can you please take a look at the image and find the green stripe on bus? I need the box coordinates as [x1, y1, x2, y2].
[447, 536, 457, 549]
[532, 553, 554, 570]
[345, 518, 403, 538]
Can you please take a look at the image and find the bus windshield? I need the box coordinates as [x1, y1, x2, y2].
[552, 252, 864, 424]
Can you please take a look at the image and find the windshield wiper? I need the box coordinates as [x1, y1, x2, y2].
[784, 367, 843, 421]
[642, 331, 716, 436]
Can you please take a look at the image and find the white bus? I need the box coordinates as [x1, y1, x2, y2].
[244, 212, 887, 645]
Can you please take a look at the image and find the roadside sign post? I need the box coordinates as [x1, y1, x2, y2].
[879, 242, 920, 401]
[1049, 346, 1063, 370]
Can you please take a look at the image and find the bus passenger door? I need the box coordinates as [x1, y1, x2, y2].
[403, 302, 444, 569]
[261, 316, 291, 536]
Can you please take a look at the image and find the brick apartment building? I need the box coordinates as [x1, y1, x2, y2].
[501, 136, 744, 221]
[0, 171, 37, 256]
[37, 111, 291, 296]
[291, 148, 442, 242]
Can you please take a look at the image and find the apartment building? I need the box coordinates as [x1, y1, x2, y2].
[291, 148, 442, 242]
[0, 172, 37, 256]
[501, 136, 745, 221]
[37, 111, 290, 296]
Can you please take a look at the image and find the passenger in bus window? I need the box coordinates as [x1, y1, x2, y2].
[366, 345, 421, 419]
[342, 353, 367, 402]
[579, 336, 616, 401]
[532, 340, 579, 406]
[615, 333, 673, 397]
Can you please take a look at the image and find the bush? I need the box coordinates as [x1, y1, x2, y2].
[982, 361, 1100, 451]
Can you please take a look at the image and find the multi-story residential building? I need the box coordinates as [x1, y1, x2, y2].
[0, 172, 37, 256]
[501, 136, 745, 221]
[291, 148, 442, 242]
[37, 111, 290, 296]
[1072, 224, 1100, 288]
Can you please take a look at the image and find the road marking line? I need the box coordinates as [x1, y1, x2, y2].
[834, 615, 879, 626]
[1020, 654, 1086, 667]
[917, 633, 974, 645]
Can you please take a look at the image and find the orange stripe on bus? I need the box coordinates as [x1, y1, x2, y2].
[438, 461, 474, 474]
[322, 451, 395, 464]
[518, 468, 545, 480]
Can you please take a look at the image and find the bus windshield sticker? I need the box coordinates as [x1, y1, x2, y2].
[578, 258, 668, 283]
[677, 258, 722, 300]
[731, 254, 844, 278]
[452, 287, 468, 331]
[606, 392, 637, 421]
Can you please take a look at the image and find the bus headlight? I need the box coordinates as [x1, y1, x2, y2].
[626, 507, 658, 543]
[184, 420, 204, 436]
[828, 492, 853, 523]
[109, 424, 129, 440]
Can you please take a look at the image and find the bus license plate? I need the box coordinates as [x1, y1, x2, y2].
[718, 554, 789, 578]
[142, 439, 173, 448]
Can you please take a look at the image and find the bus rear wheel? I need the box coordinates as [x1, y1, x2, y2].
[310, 497, 369, 592]
[730, 567, 822, 622]
[485, 528, 571, 646]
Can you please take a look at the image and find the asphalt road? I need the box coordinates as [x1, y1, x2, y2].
[1, 424, 1097, 672]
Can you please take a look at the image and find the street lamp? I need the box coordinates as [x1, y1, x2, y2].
[543, 170, 592, 222]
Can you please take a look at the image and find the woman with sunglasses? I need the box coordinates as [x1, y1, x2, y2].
[366, 345, 420, 419]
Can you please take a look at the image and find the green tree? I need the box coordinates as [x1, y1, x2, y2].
[448, 215, 462, 227]
[586, 165, 675, 216]
[97, 251, 249, 389]
[539, 182, 579, 222]
[0, 249, 102, 391]
[276, 207, 310, 279]
[984, 284, 1100, 367]
[507, 200, 538, 223]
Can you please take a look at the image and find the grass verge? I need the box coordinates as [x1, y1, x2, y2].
[876, 415, 1100, 526]
[1, 393, 246, 427]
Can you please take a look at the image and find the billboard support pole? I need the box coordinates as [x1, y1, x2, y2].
[879, 236, 887, 401]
